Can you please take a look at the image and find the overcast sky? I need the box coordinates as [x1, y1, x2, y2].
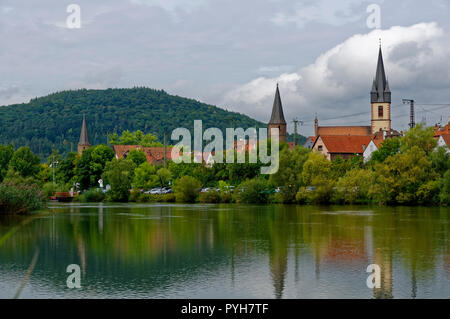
[1, 0, 450, 136]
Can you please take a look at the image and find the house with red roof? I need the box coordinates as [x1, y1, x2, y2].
[312, 135, 375, 161]
[437, 134, 450, 153]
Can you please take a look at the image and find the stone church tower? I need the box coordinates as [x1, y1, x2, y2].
[268, 84, 287, 142]
[371, 45, 392, 134]
[78, 114, 91, 155]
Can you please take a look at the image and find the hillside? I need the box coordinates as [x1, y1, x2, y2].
[0, 87, 305, 159]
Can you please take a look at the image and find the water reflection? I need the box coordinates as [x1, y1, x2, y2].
[0, 204, 448, 299]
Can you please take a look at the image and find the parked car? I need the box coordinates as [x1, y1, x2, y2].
[161, 187, 174, 194]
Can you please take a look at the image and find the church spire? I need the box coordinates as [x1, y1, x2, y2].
[269, 84, 286, 124]
[78, 114, 90, 155]
[371, 45, 391, 103]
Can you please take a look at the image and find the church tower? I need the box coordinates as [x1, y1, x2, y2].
[371, 44, 391, 134]
[268, 84, 287, 142]
[78, 114, 91, 155]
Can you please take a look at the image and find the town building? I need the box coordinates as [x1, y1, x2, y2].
[78, 114, 91, 155]
[437, 134, 450, 153]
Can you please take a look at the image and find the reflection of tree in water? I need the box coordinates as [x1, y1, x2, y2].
[0, 204, 448, 298]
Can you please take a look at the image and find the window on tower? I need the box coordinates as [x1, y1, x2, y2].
[378, 105, 383, 117]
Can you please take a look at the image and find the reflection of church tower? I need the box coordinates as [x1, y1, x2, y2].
[373, 249, 393, 299]
[78, 114, 91, 155]
[269, 246, 288, 299]
[370, 44, 392, 134]
[268, 84, 287, 142]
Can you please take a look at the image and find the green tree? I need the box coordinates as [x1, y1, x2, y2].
[9, 146, 41, 178]
[234, 178, 270, 204]
[269, 146, 310, 202]
[371, 146, 437, 205]
[0, 144, 14, 182]
[57, 152, 78, 184]
[439, 170, 450, 205]
[127, 149, 147, 166]
[297, 152, 334, 204]
[109, 130, 163, 147]
[401, 124, 437, 155]
[369, 137, 400, 164]
[75, 145, 115, 190]
[156, 168, 171, 187]
[430, 146, 450, 176]
[133, 162, 159, 190]
[174, 176, 202, 203]
[103, 158, 136, 202]
[334, 169, 375, 204]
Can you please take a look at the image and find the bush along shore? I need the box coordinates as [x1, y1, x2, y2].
[0, 125, 449, 214]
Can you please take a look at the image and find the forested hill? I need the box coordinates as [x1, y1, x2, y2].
[0, 87, 275, 159]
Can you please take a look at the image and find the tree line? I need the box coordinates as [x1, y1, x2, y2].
[0, 125, 448, 213]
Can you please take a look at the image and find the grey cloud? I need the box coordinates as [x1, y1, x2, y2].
[0, 0, 448, 135]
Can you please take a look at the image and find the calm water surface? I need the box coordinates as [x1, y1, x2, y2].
[0, 203, 448, 299]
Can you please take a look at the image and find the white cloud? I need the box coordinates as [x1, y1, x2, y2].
[222, 22, 450, 133]
[271, 0, 369, 28]
[129, 0, 206, 13]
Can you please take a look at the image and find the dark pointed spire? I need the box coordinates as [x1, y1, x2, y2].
[269, 84, 286, 124]
[371, 44, 391, 103]
[78, 114, 90, 146]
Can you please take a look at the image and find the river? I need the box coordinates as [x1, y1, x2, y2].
[0, 203, 448, 299]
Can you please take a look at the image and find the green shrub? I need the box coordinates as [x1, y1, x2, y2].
[0, 181, 46, 214]
[440, 170, 450, 206]
[234, 178, 270, 204]
[199, 190, 221, 203]
[220, 192, 233, 203]
[174, 176, 202, 203]
[132, 192, 176, 203]
[80, 188, 105, 202]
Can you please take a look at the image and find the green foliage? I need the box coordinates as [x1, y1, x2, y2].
[80, 188, 105, 203]
[0, 144, 14, 182]
[334, 169, 375, 204]
[174, 176, 202, 203]
[369, 137, 400, 164]
[0, 181, 46, 214]
[156, 168, 171, 187]
[109, 130, 163, 147]
[269, 146, 310, 203]
[199, 190, 222, 203]
[133, 162, 159, 190]
[297, 152, 334, 204]
[103, 158, 136, 202]
[9, 146, 41, 178]
[401, 124, 437, 155]
[430, 147, 450, 175]
[0, 88, 267, 160]
[371, 147, 437, 205]
[56, 152, 78, 184]
[234, 178, 270, 204]
[75, 145, 115, 190]
[439, 170, 450, 206]
[126, 149, 148, 166]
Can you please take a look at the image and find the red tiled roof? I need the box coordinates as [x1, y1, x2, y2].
[441, 134, 450, 147]
[317, 126, 371, 136]
[319, 136, 373, 154]
[435, 124, 450, 137]
[113, 145, 177, 165]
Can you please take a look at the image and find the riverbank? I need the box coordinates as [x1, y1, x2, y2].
[0, 181, 46, 215]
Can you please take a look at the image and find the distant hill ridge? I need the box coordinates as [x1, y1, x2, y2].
[0, 87, 279, 159]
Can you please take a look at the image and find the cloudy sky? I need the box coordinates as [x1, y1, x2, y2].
[1, 0, 450, 135]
